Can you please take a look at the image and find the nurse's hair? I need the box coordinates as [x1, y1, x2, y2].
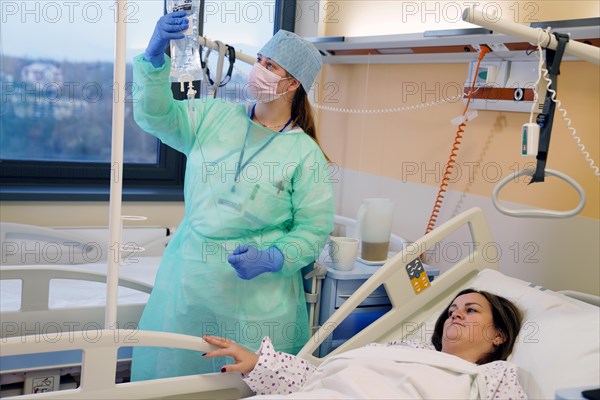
[431, 288, 523, 365]
[289, 84, 330, 162]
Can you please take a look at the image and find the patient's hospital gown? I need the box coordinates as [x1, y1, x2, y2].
[130, 55, 334, 379]
[242, 338, 527, 399]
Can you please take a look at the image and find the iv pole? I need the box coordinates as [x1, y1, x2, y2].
[105, 0, 127, 329]
[462, 6, 600, 65]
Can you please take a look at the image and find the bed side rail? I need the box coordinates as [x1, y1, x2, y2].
[558, 290, 600, 307]
[299, 207, 497, 364]
[1, 330, 252, 399]
[1, 267, 152, 311]
[1, 267, 152, 338]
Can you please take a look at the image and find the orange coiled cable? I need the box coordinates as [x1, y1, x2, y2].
[424, 46, 491, 235]
[425, 122, 466, 234]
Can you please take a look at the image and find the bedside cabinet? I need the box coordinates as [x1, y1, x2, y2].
[317, 260, 439, 357]
[555, 386, 599, 400]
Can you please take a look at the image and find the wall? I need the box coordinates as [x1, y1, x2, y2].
[319, 1, 600, 36]
[315, 0, 599, 294]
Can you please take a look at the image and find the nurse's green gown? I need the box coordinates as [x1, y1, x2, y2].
[130, 55, 334, 380]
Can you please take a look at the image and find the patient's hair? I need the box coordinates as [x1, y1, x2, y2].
[431, 288, 523, 365]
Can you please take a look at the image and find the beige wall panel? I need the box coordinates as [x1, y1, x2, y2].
[322, 1, 600, 37]
[319, 61, 599, 219]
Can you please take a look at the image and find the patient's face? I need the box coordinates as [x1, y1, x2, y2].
[441, 293, 502, 363]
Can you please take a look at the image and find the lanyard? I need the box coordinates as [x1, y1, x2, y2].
[231, 104, 293, 192]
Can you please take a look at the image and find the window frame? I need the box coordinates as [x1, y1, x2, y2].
[0, 0, 295, 202]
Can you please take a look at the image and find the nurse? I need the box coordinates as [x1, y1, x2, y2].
[130, 11, 334, 379]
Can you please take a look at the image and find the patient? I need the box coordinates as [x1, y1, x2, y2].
[204, 289, 526, 399]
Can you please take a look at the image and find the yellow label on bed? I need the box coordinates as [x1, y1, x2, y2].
[405, 258, 431, 294]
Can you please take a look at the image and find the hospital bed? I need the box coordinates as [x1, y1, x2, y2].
[0, 223, 168, 339]
[1, 208, 598, 399]
[0, 222, 334, 395]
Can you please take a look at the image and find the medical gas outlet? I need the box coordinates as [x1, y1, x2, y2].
[463, 60, 545, 113]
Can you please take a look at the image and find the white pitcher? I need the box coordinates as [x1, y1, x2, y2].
[356, 198, 395, 261]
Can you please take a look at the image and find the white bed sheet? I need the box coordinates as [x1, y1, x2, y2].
[255, 346, 485, 399]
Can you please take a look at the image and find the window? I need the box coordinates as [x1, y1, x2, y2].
[199, 0, 294, 102]
[0, 0, 292, 201]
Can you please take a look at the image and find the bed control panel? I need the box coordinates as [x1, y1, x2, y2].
[405, 258, 431, 294]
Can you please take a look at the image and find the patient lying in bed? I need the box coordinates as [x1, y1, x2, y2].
[204, 289, 527, 399]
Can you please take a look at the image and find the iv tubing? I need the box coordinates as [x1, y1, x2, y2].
[199, 36, 255, 66]
[106, 0, 127, 329]
[424, 45, 491, 235]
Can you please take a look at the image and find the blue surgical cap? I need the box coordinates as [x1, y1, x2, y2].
[259, 30, 323, 92]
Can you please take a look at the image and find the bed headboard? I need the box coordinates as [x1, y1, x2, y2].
[300, 207, 498, 360]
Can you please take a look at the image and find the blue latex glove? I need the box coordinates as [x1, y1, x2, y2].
[144, 11, 189, 68]
[228, 245, 284, 280]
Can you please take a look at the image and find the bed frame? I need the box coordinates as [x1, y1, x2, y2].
[1, 207, 495, 399]
[4, 208, 595, 399]
[298, 206, 497, 362]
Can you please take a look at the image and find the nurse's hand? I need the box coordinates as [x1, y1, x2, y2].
[227, 245, 284, 280]
[144, 10, 189, 68]
[203, 336, 259, 374]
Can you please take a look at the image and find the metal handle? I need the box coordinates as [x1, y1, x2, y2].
[492, 168, 586, 218]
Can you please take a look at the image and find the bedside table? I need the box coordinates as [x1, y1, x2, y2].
[556, 386, 600, 400]
[317, 258, 439, 357]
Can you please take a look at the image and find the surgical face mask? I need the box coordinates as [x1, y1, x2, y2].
[248, 63, 292, 103]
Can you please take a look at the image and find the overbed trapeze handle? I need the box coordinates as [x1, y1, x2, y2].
[492, 168, 586, 218]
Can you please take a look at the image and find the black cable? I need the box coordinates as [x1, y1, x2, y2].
[204, 44, 236, 88]
[530, 32, 570, 184]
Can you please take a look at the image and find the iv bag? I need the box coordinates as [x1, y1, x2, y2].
[167, 0, 202, 83]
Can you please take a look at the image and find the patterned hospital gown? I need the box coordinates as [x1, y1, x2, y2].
[242, 337, 527, 399]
